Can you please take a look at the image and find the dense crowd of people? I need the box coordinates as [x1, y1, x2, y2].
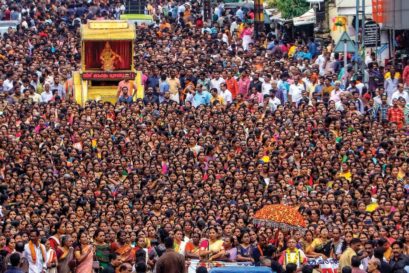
[0, 1, 409, 273]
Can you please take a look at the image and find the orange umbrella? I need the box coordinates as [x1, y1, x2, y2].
[253, 204, 306, 232]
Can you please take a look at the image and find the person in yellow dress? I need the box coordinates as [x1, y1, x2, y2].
[199, 227, 224, 261]
[306, 227, 332, 259]
[288, 44, 298, 58]
[338, 162, 352, 182]
[279, 238, 307, 269]
[384, 66, 401, 80]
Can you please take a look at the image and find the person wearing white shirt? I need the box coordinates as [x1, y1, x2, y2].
[365, 52, 376, 66]
[222, 32, 229, 45]
[177, 4, 186, 15]
[210, 72, 226, 92]
[315, 52, 328, 76]
[214, 6, 221, 18]
[390, 84, 409, 105]
[329, 81, 344, 103]
[24, 230, 46, 273]
[267, 90, 281, 111]
[355, 79, 366, 96]
[30, 88, 42, 103]
[261, 75, 273, 96]
[230, 19, 238, 35]
[373, 87, 385, 105]
[3, 76, 14, 93]
[384, 76, 399, 104]
[219, 83, 233, 105]
[335, 93, 348, 111]
[40, 83, 53, 103]
[289, 76, 305, 105]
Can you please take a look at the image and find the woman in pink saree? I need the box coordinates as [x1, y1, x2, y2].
[241, 23, 254, 50]
[74, 231, 94, 273]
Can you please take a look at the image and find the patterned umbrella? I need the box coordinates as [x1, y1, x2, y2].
[253, 204, 306, 232]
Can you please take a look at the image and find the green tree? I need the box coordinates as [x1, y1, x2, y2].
[272, 0, 310, 19]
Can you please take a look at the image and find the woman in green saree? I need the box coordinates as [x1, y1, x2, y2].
[94, 229, 111, 270]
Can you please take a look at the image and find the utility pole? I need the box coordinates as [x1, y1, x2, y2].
[355, 0, 359, 72]
[343, 39, 348, 70]
[254, 0, 264, 38]
[392, 0, 396, 66]
[361, 0, 365, 76]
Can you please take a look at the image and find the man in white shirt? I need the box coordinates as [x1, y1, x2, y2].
[365, 52, 376, 66]
[3, 73, 14, 92]
[230, 18, 238, 35]
[390, 83, 409, 105]
[210, 72, 226, 93]
[355, 77, 366, 96]
[329, 81, 344, 103]
[40, 83, 53, 103]
[219, 83, 233, 105]
[24, 230, 46, 273]
[289, 76, 305, 105]
[335, 93, 349, 111]
[261, 75, 273, 96]
[315, 52, 328, 76]
[373, 87, 385, 105]
[177, 3, 186, 16]
[29, 86, 41, 103]
[267, 90, 281, 111]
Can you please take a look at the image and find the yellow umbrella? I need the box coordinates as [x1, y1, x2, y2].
[366, 203, 379, 212]
[261, 156, 270, 163]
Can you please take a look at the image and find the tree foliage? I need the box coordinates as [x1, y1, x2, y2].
[270, 0, 310, 19]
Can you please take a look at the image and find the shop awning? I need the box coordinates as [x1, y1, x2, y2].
[293, 9, 316, 26]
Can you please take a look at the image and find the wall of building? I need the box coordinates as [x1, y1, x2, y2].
[383, 0, 409, 30]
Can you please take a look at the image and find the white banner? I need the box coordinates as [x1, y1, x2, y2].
[308, 258, 339, 273]
[188, 260, 253, 273]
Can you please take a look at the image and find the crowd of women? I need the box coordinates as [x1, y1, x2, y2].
[0, 0, 409, 273]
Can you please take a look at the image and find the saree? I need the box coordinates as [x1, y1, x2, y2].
[95, 244, 111, 269]
[114, 244, 135, 264]
[58, 247, 74, 273]
[75, 248, 93, 273]
[200, 239, 224, 254]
